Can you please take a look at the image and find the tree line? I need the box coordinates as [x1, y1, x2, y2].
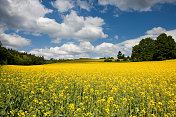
[0, 41, 72, 65]
[0, 41, 45, 65]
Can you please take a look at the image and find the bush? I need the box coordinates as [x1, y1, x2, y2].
[104, 59, 113, 62]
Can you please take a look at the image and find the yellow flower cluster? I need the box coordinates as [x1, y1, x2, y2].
[0, 60, 176, 116]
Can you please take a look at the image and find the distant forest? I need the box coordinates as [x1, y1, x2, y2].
[0, 41, 45, 65]
[1, 33, 176, 65]
[0, 41, 68, 65]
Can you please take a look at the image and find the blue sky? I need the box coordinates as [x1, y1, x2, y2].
[0, 0, 176, 59]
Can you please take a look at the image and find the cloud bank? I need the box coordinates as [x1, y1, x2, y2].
[30, 27, 176, 59]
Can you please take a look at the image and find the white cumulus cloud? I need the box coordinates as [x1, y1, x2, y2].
[0, 26, 30, 49]
[146, 27, 166, 35]
[77, 0, 91, 11]
[52, 0, 91, 12]
[0, 0, 52, 30]
[30, 41, 94, 59]
[50, 10, 107, 42]
[52, 0, 74, 12]
[98, 0, 176, 11]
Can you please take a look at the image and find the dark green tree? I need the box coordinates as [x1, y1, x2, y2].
[117, 51, 124, 59]
[153, 33, 176, 60]
[131, 38, 155, 61]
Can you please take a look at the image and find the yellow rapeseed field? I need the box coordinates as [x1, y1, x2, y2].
[0, 60, 176, 117]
